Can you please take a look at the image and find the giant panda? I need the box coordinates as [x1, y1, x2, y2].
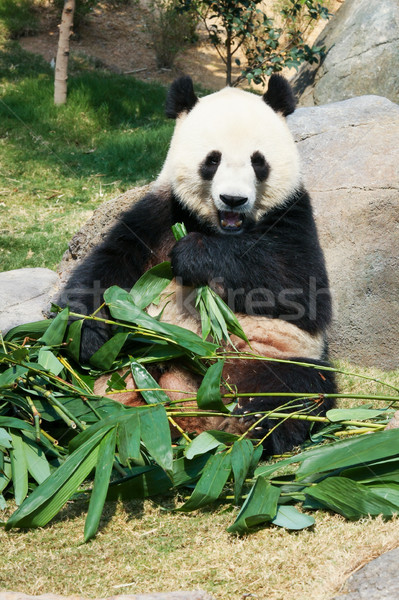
[60, 74, 336, 454]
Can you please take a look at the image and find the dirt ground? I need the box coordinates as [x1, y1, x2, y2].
[20, 0, 342, 92]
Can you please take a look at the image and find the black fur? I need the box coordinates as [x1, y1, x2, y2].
[165, 75, 198, 119]
[251, 151, 270, 181]
[170, 188, 332, 335]
[263, 73, 296, 117]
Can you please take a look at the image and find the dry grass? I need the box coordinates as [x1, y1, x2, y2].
[1, 498, 399, 599]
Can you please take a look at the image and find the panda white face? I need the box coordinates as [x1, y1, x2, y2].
[156, 85, 301, 232]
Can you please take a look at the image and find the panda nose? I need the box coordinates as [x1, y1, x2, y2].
[220, 194, 248, 208]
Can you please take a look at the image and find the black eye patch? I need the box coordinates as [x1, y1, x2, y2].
[200, 150, 222, 180]
[251, 151, 270, 181]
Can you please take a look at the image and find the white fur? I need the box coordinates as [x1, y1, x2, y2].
[155, 86, 301, 223]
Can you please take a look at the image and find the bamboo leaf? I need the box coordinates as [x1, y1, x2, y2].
[39, 307, 69, 346]
[271, 505, 315, 530]
[66, 318, 83, 362]
[179, 451, 232, 512]
[197, 360, 228, 413]
[228, 477, 280, 534]
[89, 332, 130, 370]
[327, 408, 389, 422]
[130, 262, 173, 309]
[341, 457, 399, 484]
[0, 455, 12, 494]
[172, 222, 188, 241]
[213, 293, 249, 344]
[9, 431, 28, 505]
[0, 366, 28, 388]
[117, 414, 141, 465]
[0, 428, 12, 449]
[231, 438, 254, 503]
[38, 349, 64, 376]
[305, 477, 399, 519]
[84, 427, 117, 541]
[185, 430, 238, 460]
[4, 320, 51, 342]
[297, 429, 399, 480]
[6, 428, 106, 529]
[104, 286, 216, 356]
[139, 404, 173, 476]
[129, 359, 170, 404]
[23, 436, 51, 484]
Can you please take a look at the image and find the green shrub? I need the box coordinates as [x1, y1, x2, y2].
[0, 0, 39, 39]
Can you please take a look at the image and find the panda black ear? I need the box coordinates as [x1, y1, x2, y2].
[165, 75, 198, 119]
[263, 74, 296, 117]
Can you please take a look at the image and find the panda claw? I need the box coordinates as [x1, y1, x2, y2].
[255, 413, 263, 418]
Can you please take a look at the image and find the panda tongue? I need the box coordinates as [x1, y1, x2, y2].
[220, 211, 242, 229]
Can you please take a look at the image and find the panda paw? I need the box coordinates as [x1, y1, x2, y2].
[232, 398, 271, 440]
[171, 233, 208, 285]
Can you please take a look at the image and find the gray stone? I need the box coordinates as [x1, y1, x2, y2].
[288, 95, 399, 370]
[0, 592, 214, 600]
[291, 0, 399, 106]
[0, 268, 59, 334]
[58, 184, 150, 283]
[333, 547, 399, 599]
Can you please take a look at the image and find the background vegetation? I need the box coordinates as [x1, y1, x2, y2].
[0, 42, 172, 271]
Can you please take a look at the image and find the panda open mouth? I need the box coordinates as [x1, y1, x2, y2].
[218, 210, 245, 232]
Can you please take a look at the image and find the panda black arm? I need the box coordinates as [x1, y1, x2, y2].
[171, 191, 331, 335]
[60, 192, 172, 360]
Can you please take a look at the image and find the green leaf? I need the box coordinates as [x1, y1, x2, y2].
[172, 222, 188, 241]
[228, 477, 280, 534]
[185, 430, 239, 460]
[104, 286, 216, 356]
[0, 365, 28, 388]
[327, 408, 389, 422]
[9, 431, 28, 505]
[89, 332, 130, 369]
[231, 438, 254, 503]
[305, 477, 399, 519]
[84, 427, 117, 541]
[341, 457, 399, 484]
[196, 360, 228, 413]
[212, 293, 249, 344]
[129, 358, 169, 404]
[0, 428, 12, 449]
[4, 320, 51, 342]
[6, 428, 105, 529]
[117, 413, 141, 465]
[139, 404, 173, 476]
[0, 455, 12, 494]
[23, 436, 51, 484]
[66, 319, 83, 362]
[0, 416, 37, 434]
[271, 505, 315, 530]
[39, 307, 69, 346]
[179, 451, 232, 512]
[38, 349, 64, 376]
[130, 262, 173, 310]
[368, 484, 399, 506]
[297, 429, 399, 480]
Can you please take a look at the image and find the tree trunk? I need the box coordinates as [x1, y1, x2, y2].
[54, 0, 75, 105]
[226, 32, 232, 86]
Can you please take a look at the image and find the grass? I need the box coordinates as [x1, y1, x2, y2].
[1, 499, 399, 600]
[0, 42, 174, 271]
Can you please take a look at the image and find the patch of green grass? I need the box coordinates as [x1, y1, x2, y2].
[0, 42, 174, 271]
[0, 0, 39, 40]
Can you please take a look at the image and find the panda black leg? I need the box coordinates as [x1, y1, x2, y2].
[224, 358, 336, 455]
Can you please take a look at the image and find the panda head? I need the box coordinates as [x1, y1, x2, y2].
[156, 75, 301, 233]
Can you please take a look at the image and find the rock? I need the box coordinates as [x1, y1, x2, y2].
[288, 95, 399, 370]
[58, 95, 399, 370]
[333, 547, 399, 599]
[0, 268, 60, 334]
[0, 592, 214, 600]
[58, 184, 150, 283]
[291, 0, 399, 106]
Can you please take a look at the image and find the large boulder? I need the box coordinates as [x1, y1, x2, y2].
[291, 0, 399, 106]
[59, 95, 399, 370]
[0, 268, 60, 334]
